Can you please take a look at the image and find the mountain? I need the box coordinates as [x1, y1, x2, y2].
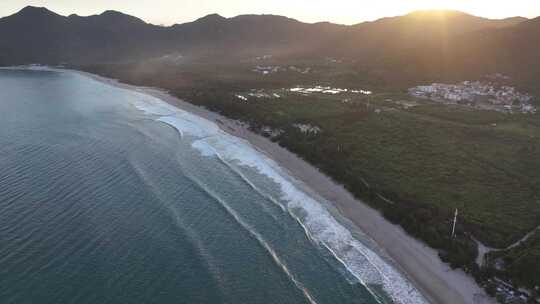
[351, 10, 525, 38]
[0, 6, 343, 64]
[0, 6, 68, 64]
[325, 10, 535, 85]
[0, 6, 537, 87]
[0, 6, 171, 64]
[166, 13, 347, 59]
[448, 16, 540, 91]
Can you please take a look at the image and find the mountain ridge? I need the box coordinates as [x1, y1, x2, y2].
[0, 6, 538, 88]
[4, 6, 530, 28]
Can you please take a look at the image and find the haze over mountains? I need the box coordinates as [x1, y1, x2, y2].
[1, 6, 539, 88]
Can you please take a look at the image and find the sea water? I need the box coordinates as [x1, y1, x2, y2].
[0, 68, 427, 304]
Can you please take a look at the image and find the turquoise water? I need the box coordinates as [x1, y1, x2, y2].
[0, 68, 426, 304]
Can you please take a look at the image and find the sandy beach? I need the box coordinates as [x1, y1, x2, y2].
[76, 69, 495, 304]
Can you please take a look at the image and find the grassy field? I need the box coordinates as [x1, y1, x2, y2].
[79, 60, 540, 291]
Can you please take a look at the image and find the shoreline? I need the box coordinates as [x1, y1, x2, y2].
[75, 69, 494, 304]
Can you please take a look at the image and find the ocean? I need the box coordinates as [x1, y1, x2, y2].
[0, 68, 427, 304]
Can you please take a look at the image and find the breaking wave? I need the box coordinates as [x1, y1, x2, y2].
[129, 90, 429, 304]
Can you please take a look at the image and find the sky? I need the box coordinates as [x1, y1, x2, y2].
[1, 0, 539, 25]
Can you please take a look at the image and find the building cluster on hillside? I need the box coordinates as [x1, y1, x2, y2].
[409, 81, 536, 114]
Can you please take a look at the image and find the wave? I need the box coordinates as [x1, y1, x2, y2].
[185, 173, 319, 304]
[125, 154, 228, 302]
[129, 87, 428, 304]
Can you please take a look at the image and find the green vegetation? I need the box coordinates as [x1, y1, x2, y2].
[79, 61, 540, 294]
[487, 231, 540, 290]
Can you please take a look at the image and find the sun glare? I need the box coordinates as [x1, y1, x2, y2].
[420, 0, 455, 9]
[413, 0, 460, 11]
[399, 0, 535, 20]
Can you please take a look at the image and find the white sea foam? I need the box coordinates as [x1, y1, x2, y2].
[132, 93, 429, 304]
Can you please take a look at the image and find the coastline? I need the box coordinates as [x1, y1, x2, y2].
[75, 69, 495, 304]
